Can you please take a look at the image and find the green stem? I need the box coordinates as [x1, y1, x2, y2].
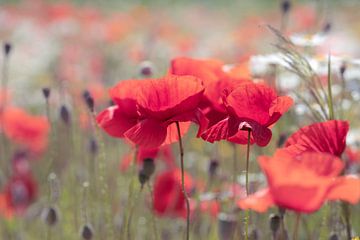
[244, 129, 251, 240]
[232, 143, 237, 206]
[147, 182, 159, 240]
[341, 202, 351, 240]
[327, 54, 334, 120]
[293, 213, 301, 240]
[175, 121, 190, 240]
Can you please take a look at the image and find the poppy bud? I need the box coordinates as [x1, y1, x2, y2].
[340, 63, 346, 77]
[82, 90, 94, 113]
[322, 22, 332, 33]
[139, 61, 153, 77]
[42, 206, 59, 226]
[88, 138, 98, 155]
[218, 212, 237, 240]
[138, 169, 149, 188]
[328, 233, 339, 240]
[80, 224, 94, 240]
[142, 158, 155, 178]
[42, 88, 51, 99]
[3, 42, 12, 56]
[269, 214, 281, 234]
[280, 0, 291, 14]
[277, 133, 287, 147]
[249, 228, 259, 240]
[60, 105, 71, 125]
[209, 159, 219, 177]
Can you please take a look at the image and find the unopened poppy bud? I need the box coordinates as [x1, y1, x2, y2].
[269, 214, 281, 234]
[138, 169, 149, 188]
[42, 206, 59, 226]
[328, 233, 339, 240]
[3, 42, 12, 56]
[280, 0, 291, 14]
[142, 158, 155, 178]
[322, 22, 332, 33]
[42, 88, 51, 99]
[82, 90, 94, 113]
[277, 133, 287, 147]
[209, 159, 219, 177]
[80, 224, 94, 240]
[249, 228, 259, 240]
[340, 63, 346, 77]
[218, 212, 237, 240]
[88, 138, 98, 155]
[139, 61, 153, 77]
[60, 105, 70, 125]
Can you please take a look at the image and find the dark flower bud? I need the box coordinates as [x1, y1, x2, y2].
[277, 133, 287, 147]
[60, 105, 71, 125]
[269, 214, 281, 234]
[80, 224, 94, 240]
[249, 228, 259, 240]
[42, 206, 59, 226]
[209, 159, 219, 177]
[142, 158, 155, 178]
[42, 88, 51, 99]
[3, 42, 12, 56]
[218, 212, 237, 240]
[82, 90, 94, 113]
[138, 169, 149, 188]
[328, 233, 339, 240]
[340, 63, 346, 77]
[139, 61, 153, 77]
[322, 22, 332, 33]
[281, 0, 291, 14]
[88, 138, 98, 155]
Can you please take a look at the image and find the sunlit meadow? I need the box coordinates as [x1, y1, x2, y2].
[0, 0, 359, 239]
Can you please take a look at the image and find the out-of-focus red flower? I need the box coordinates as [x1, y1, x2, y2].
[0, 173, 38, 218]
[345, 147, 360, 164]
[97, 75, 207, 148]
[119, 145, 176, 171]
[284, 120, 349, 157]
[153, 168, 193, 218]
[202, 82, 293, 146]
[1, 107, 50, 155]
[238, 150, 360, 213]
[170, 57, 250, 127]
[199, 200, 220, 218]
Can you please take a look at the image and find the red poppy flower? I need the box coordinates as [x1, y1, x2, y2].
[97, 75, 206, 148]
[202, 82, 293, 146]
[284, 120, 349, 157]
[238, 150, 360, 213]
[0, 173, 38, 218]
[153, 168, 193, 218]
[1, 107, 50, 155]
[170, 57, 249, 127]
[119, 145, 176, 172]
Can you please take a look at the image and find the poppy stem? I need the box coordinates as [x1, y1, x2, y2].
[327, 54, 334, 120]
[293, 213, 301, 240]
[175, 121, 190, 240]
[147, 182, 159, 240]
[232, 143, 237, 206]
[341, 201, 352, 240]
[244, 129, 251, 240]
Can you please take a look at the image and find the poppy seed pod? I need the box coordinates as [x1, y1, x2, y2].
[138, 169, 149, 188]
[269, 214, 281, 234]
[42, 88, 51, 99]
[142, 158, 155, 178]
[80, 224, 94, 240]
[42, 206, 59, 226]
[3, 42, 12, 56]
[60, 105, 70, 125]
[281, 0, 291, 14]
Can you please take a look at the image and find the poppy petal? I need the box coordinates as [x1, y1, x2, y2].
[327, 176, 360, 204]
[237, 188, 274, 213]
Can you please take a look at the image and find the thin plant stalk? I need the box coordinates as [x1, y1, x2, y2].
[147, 182, 159, 240]
[327, 54, 334, 120]
[244, 129, 251, 240]
[293, 213, 301, 240]
[341, 202, 352, 240]
[232, 143, 237, 206]
[175, 121, 190, 240]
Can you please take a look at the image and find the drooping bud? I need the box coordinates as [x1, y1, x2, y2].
[280, 0, 291, 14]
[138, 169, 149, 188]
[42, 206, 59, 226]
[340, 63, 346, 77]
[269, 214, 281, 235]
[328, 233, 339, 240]
[218, 212, 237, 240]
[88, 138, 98, 155]
[80, 224, 94, 240]
[42, 87, 51, 100]
[139, 61, 154, 77]
[209, 159, 219, 178]
[277, 133, 287, 147]
[249, 228, 259, 240]
[60, 105, 71, 125]
[3, 42, 12, 56]
[322, 22, 332, 33]
[82, 90, 94, 113]
[142, 158, 155, 178]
